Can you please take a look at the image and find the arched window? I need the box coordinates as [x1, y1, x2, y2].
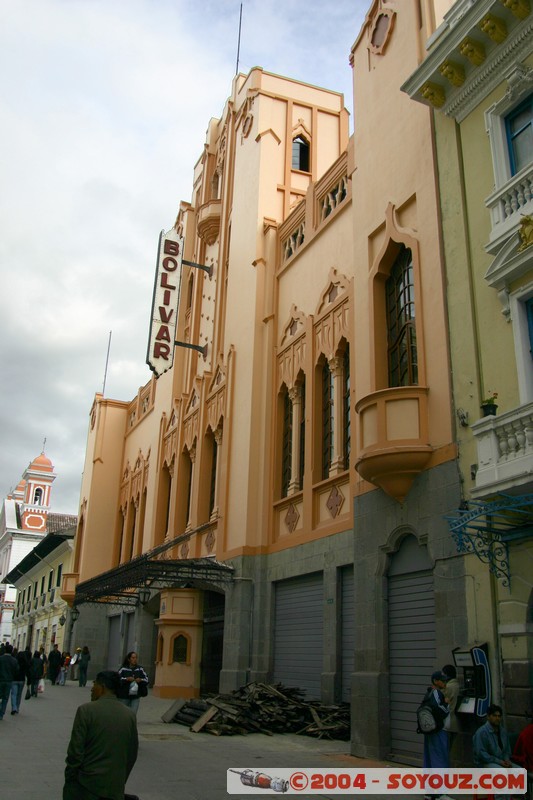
[209, 436, 218, 517]
[322, 360, 334, 479]
[186, 274, 194, 310]
[281, 386, 292, 498]
[298, 377, 306, 489]
[156, 634, 164, 663]
[33, 487, 43, 505]
[343, 347, 351, 470]
[386, 246, 417, 387]
[292, 135, 310, 172]
[172, 634, 188, 663]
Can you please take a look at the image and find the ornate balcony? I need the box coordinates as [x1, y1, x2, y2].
[485, 163, 533, 254]
[355, 386, 432, 502]
[60, 572, 79, 606]
[197, 199, 221, 245]
[471, 401, 533, 497]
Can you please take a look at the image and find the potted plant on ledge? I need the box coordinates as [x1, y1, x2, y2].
[480, 390, 498, 417]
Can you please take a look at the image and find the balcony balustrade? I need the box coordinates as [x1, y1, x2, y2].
[485, 163, 533, 253]
[471, 401, 533, 496]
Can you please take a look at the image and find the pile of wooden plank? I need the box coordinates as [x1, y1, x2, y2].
[168, 682, 350, 739]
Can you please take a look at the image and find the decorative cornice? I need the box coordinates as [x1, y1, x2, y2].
[444, 20, 533, 120]
[402, 0, 533, 122]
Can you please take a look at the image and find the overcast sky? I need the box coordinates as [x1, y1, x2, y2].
[0, 0, 368, 515]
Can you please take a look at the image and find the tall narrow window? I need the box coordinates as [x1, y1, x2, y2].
[56, 564, 63, 588]
[185, 452, 193, 529]
[527, 297, 533, 359]
[343, 347, 351, 470]
[209, 437, 218, 516]
[33, 487, 43, 505]
[186, 274, 194, 310]
[281, 387, 292, 497]
[292, 136, 310, 172]
[506, 94, 533, 175]
[386, 246, 417, 387]
[322, 360, 334, 479]
[299, 378, 306, 489]
[173, 634, 188, 663]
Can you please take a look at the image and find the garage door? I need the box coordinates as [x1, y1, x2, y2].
[388, 536, 435, 763]
[273, 573, 323, 700]
[341, 565, 355, 703]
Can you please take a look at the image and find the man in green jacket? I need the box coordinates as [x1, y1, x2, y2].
[63, 670, 138, 800]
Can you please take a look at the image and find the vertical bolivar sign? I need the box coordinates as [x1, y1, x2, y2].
[146, 228, 183, 376]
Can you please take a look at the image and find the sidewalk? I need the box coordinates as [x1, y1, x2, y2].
[2, 679, 427, 800]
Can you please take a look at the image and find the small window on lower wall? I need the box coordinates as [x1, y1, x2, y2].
[172, 634, 189, 664]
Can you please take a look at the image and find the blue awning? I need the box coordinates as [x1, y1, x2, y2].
[445, 493, 533, 587]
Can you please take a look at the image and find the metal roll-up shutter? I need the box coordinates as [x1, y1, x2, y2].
[388, 569, 435, 762]
[341, 565, 355, 703]
[273, 573, 323, 700]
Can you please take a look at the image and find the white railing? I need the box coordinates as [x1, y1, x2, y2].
[471, 401, 533, 495]
[486, 163, 533, 252]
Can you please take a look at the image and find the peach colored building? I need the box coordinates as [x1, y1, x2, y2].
[64, 1, 479, 762]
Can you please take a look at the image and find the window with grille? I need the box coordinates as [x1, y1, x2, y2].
[322, 361, 334, 479]
[299, 378, 306, 489]
[173, 634, 188, 663]
[386, 247, 418, 387]
[281, 388, 292, 497]
[343, 347, 351, 470]
[209, 437, 218, 515]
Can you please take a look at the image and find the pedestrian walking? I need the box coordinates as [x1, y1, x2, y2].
[117, 652, 148, 715]
[28, 650, 44, 697]
[0, 643, 18, 720]
[10, 647, 30, 714]
[48, 643, 62, 685]
[442, 663, 461, 763]
[78, 646, 91, 687]
[420, 670, 452, 800]
[63, 670, 138, 800]
[59, 652, 71, 685]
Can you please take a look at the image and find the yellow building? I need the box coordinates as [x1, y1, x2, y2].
[63, 1, 483, 763]
[404, 0, 533, 739]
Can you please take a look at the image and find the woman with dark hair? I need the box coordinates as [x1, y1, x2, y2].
[28, 651, 44, 697]
[117, 651, 148, 714]
[78, 646, 91, 687]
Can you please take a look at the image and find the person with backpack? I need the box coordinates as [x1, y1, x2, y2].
[418, 670, 452, 800]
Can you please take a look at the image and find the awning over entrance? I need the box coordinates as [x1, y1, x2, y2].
[445, 492, 533, 587]
[74, 551, 234, 607]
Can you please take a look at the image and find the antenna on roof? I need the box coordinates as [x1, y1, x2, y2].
[42, 437, 47, 453]
[102, 330, 112, 395]
[235, 3, 243, 75]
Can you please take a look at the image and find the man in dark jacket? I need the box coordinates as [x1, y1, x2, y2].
[0, 643, 18, 720]
[48, 643, 62, 685]
[10, 648, 30, 714]
[63, 670, 138, 800]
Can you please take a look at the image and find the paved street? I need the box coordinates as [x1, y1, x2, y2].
[1, 679, 426, 800]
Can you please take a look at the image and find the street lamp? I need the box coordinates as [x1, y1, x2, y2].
[59, 614, 66, 626]
[70, 606, 80, 622]
[138, 588, 151, 606]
